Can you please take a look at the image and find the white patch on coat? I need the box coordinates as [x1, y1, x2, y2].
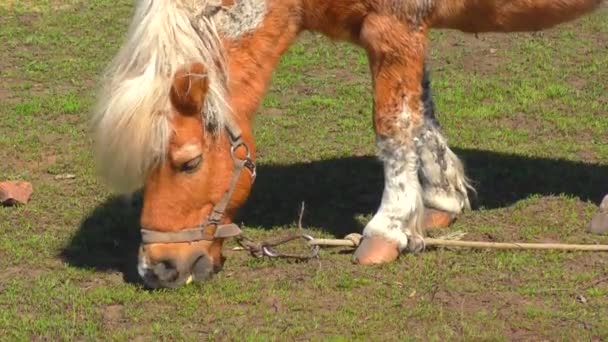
[137, 249, 151, 280]
[362, 103, 425, 252]
[207, 0, 267, 38]
[416, 68, 473, 213]
[172, 143, 203, 164]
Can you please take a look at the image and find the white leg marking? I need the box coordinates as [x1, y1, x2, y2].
[417, 125, 472, 213]
[363, 99, 426, 254]
[363, 141, 424, 251]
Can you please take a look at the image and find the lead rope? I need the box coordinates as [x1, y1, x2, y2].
[234, 231, 608, 260]
[233, 202, 321, 260]
[235, 233, 321, 260]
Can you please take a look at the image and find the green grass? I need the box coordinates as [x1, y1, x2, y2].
[1, 1, 607, 340]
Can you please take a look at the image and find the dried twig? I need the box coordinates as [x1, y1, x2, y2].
[581, 275, 608, 291]
[297, 201, 305, 230]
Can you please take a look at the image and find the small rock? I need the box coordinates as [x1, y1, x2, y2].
[0, 181, 33, 206]
[576, 294, 587, 304]
[54, 173, 76, 180]
[588, 195, 608, 235]
[489, 48, 497, 54]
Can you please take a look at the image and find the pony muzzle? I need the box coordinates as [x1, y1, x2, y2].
[137, 243, 218, 289]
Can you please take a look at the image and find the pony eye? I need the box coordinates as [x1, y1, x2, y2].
[180, 156, 202, 173]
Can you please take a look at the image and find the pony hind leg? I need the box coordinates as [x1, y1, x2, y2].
[353, 14, 428, 265]
[417, 67, 474, 229]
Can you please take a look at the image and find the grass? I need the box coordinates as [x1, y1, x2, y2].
[1, 1, 607, 340]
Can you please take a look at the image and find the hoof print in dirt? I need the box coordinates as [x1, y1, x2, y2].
[588, 195, 608, 235]
[0, 181, 33, 206]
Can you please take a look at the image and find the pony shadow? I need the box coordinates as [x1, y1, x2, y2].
[59, 192, 144, 284]
[237, 148, 607, 235]
[60, 148, 606, 276]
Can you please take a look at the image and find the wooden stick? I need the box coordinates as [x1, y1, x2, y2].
[424, 239, 608, 251]
[308, 238, 357, 247]
[308, 236, 608, 252]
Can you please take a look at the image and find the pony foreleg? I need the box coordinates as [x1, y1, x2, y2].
[353, 14, 427, 265]
[417, 68, 473, 228]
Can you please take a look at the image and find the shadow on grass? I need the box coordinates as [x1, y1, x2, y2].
[60, 148, 607, 275]
[59, 192, 144, 284]
[239, 148, 607, 235]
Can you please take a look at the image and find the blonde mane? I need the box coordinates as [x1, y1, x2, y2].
[91, 0, 230, 193]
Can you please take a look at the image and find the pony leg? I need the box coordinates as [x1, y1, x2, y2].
[353, 14, 427, 265]
[417, 68, 473, 228]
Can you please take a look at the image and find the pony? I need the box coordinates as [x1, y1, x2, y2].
[92, 0, 604, 288]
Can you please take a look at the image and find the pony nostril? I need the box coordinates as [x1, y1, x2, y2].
[152, 260, 179, 283]
[191, 254, 214, 281]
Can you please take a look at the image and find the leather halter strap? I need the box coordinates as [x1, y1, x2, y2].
[140, 117, 256, 245]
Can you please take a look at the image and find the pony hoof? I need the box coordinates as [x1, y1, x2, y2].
[352, 236, 400, 265]
[422, 208, 456, 229]
[589, 213, 608, 235]
[589, 195, 608, 235]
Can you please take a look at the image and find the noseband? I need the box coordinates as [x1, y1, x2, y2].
[140, 117, 256, 244]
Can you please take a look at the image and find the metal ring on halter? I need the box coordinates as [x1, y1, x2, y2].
[302, 233, 321, 257]
[262, 245, 280, 257]
[230, 140, 256, 181]
[230, 141, 250, 160]
[260, 233, 321, 259]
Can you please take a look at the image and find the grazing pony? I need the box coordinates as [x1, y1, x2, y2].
[92, 0, 603, 288]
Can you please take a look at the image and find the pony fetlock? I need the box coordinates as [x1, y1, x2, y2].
[417, 68, 473, 222]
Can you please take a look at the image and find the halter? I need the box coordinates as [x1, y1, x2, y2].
[140, 117, 256, 244]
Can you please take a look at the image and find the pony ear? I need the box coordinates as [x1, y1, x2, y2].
[170, 63, 209, 115]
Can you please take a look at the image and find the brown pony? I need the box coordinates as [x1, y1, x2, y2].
[92, 0, 603, 288]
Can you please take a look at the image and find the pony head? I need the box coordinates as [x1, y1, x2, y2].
[94, 61, 255, 288]
[90, 0, 257, 288]
[135, 63, 256, 288]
